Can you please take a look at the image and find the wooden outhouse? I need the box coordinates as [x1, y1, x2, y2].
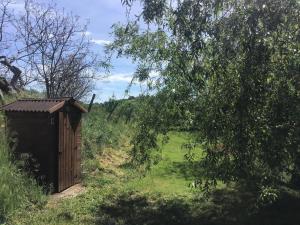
[1, 98, 87, 192]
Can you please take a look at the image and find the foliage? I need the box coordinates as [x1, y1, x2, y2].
[257, 186, 279, 206]
[81, 103, 133, 173]
[0, 92, 48, 222]
[101, 97, 141, 123]
[108, 0, 300, 194]
[126, 132, 204, 196]
[6, 129, 300, 225]
[0, 131, 46, 222]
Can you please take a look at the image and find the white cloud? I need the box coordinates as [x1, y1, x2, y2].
[81, 31, 92, 36]
[100, 71, 160, 83]
[102, 73, 133, 82]
[91, 39, 112, 45]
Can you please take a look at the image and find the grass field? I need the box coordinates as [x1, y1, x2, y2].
[6, 132, 300, 225]
[6, 132, 202, 224]
[126, 132, 203, 197]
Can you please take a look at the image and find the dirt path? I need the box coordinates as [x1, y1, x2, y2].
[47, 184, 86, 207]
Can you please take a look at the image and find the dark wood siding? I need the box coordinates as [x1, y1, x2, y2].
[74, 120, 81, 183]
[58, 107, 82, 192]
[5, 112, 58, 190]
[4, 99, 84, 193]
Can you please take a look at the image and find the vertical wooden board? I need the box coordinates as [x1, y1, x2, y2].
[60, 112, 66, 192]
[67, 114, 71, 188]
[75, 120, 81, 183]
[66, 114, 69, 190]
[58, 111, 83, 191]
[58, 112, 64, 192]
[69, 114, 73, 186]
[58, 113, 61, 192]
[61, 113, 64, 190]
[73, 123, 77, 183]
[65, 113, 68, 188]
[69, 115, 73, 186]
[66, 113, 70, 188]
[62, 113, 65, 191]
[62, 112, 65, 191]
[76, 122, 79, 182]
[73, 130, 77, 183]
[63, 112, 67, 190]
[78, 120, 82, 182]
[61, 113, 64, 191]
[73, 119, 77, 184]
[76, 120, 80, 182]
[71, 119, 74, 185]
[67, 113, 73, 187]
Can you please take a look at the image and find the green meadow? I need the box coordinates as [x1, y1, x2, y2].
[126, 132, 203, 196]
[2, 103, 300, 225]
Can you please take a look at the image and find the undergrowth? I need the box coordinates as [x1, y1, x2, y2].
[81, 104, 133, 176]
[0, 97, 132, 223]
[2, 97, 300, 225]
[0, 132, 46, 223]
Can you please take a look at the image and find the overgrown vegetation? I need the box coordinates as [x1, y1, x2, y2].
[125, 132, 204, 196]
[0, 0, 299, 224]
[5, 124, 300, 225]
[0, 124, 46, 223]
[81, 102, 134, 174]
[108, 0, 300, 200]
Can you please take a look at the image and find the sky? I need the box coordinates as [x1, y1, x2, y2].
[11, 0, 144, 103]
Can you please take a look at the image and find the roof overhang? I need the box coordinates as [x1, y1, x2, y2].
[1, 97, 88, 113]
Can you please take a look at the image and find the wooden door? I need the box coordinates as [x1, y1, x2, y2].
[58, 111, 81, 192]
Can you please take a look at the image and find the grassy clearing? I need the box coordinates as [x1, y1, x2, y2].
[125, 132, 203, 197]
[0, 104, 300, 225]
[4, 126, 300, 225]
[6, 150, 126, 225]
[6, 132, 200, 224]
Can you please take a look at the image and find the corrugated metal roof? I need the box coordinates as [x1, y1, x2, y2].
[1, 98, 87, 113]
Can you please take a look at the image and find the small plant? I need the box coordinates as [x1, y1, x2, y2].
[257, 186, 279, 206]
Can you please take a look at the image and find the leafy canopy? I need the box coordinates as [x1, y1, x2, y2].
[108, 0, 300, 193]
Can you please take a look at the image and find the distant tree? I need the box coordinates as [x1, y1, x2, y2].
[108, 0, 300, 197]
[0, 0, 25, 96]
[15, 0, 102, 99]
[0, 0, 105, 100]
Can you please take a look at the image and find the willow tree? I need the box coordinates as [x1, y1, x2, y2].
[108, 0, 300, 196]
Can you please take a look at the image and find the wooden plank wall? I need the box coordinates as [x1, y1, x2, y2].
[74, 120, 81, 183]
[6, 112, 57, 191]
[58, 110, 82, 192]
[58, 112, 64, 192]
[6, 108, 82, 193]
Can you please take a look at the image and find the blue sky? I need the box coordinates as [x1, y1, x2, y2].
[12, 0, 143, 102]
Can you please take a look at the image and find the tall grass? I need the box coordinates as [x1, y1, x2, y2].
[81, 104, 133, 177]
[0, 129, 46, 222]
[82, 105, 132, 159]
